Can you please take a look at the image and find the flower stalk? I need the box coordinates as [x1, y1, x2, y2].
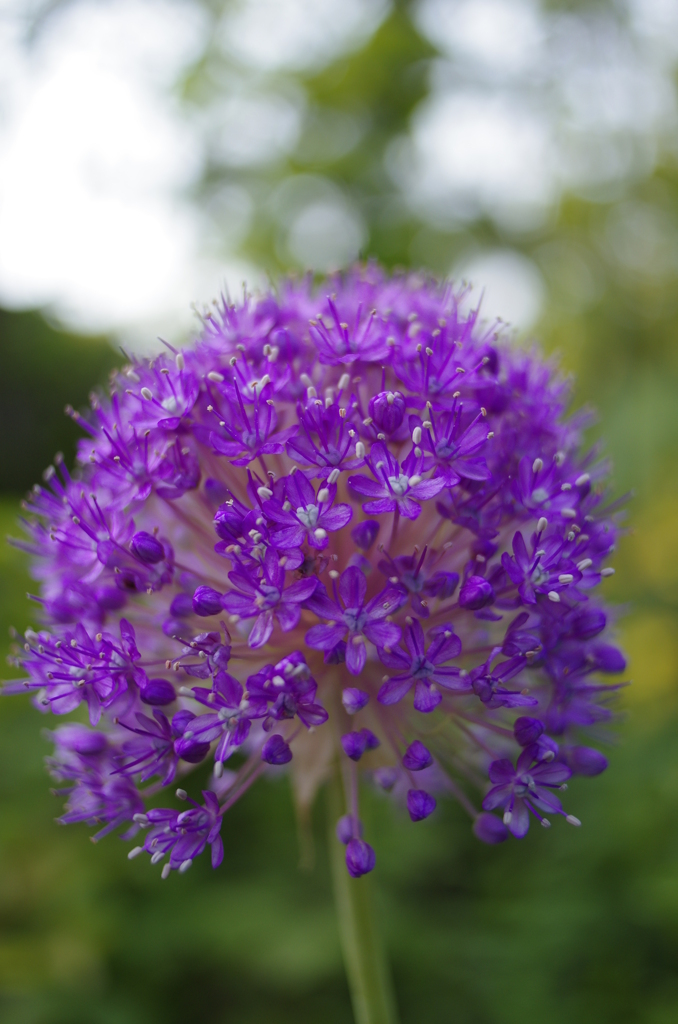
[328, 764, 399, 1024]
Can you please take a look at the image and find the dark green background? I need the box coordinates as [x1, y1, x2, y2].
[1, 1, 677, 1020]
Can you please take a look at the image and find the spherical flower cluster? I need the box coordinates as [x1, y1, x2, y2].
[5, 265, 625, 879]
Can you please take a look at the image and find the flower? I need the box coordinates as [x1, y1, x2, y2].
[4, 264, 624, 879]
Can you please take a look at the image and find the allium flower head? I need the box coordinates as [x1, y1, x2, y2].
[6, 265, 625, 878]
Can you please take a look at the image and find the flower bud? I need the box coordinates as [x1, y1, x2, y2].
[130, 531, 165, 564]
[170, 593, 194, 618]
[351, 520, 380, 551]
[192, 586, 224, 617]
[140, 678, 176, 706]
[473, 813, 508, 844]
[459, 575, 495, 610]
[402, 740, 433, 771]
[261, 734, 293, 765]
[407, 789, 436, 821]
[342, 687, 370, 714]
[513, 717, 544, 747]
[368, 391, 405, 433]
[336, 815, 363, 844]
[345, 838, 376, 877]
[566, 746, 608, 776]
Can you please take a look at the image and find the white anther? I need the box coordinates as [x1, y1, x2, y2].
[412, 426, 422, 444]
[355, 442, 365, 458]
[328, 468, 340, 484]
[503, 811, 512, 825]
[338, 373, 350, 391]
[565, 815, 581, 827]
[601, 567, 615, 577]
[257, 486, 273, 500]
[352, 635, 365, 644]
[175, 788, 187, 800]
[214, 761, 223, 778]
[126, 370, 140, 383]
[207, 371, 224, 382]
[127, 846, 144, 860]
[179, 859, 192, 873]
[140, 387, 153, 401]
[329, 570, 340, 579]
[532, 458, 543, 473]
[561, 509, 577, 519]
[161, 864, 171, 880]
[408, 475, 421, 487]
[547, 591, 561, 602]
[540, 818, 551, 829]
[300, 373, 313, 388]
[151, 851, 165, 865]
[558, 574, 574, 584]
[561, 483, 572, 491]
[314, 528, 328, 540]
[175, 353, 185, 371]
[422, 420, 432, 430]
[317, 488, 330, 503]
[575, 474, 590, 487]
[577, 558, 592, 571]
[536, 517, 548, 533]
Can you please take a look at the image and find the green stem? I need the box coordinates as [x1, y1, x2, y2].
[327, 766, 400, 1024]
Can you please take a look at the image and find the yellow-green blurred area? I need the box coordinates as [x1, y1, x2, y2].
[2, 1, 678, 1022]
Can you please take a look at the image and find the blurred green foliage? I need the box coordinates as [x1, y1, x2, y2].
[0, 311, 119, 492]
[2, 1, 678, 1022]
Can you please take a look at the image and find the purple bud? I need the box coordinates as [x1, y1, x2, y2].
[94, 586, 127, 610]
[407, 789, 436, 821]
[514, 717, 544, 747]
[424, 571, 459, 599]
[54, 724, 107, 755]
[262, 734, 293, 765]
[341, 731, 367, 761]
[351, 520, 380, 551]
[368, 390, 405, 433]
[192, 585, 224, 617]
[361, 728, 380, 751]
[374, 767, 399, 790]
[170, 593, 194, 618]
[572, 608, 606, 639]
[140, 678, 176, 706]
[590, 643, 626, 673]
[345, 838, 376, 877]
[402, 740, 433, 771]
[342, 687, 370, 714]
[567, 746, 608, 776]
[171, 710, 196, 734]
[178, 741, 211, 764]
[336, 815, 363, 844]
[130, 530, 165, 564]
[459, 575, 495, 610]
[473, 813, 508, 844]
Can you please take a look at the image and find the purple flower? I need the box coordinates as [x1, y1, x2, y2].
[134, 791, 223, 876]
[4, 264, 623, 876]
[349, 442, 445, 520]
[264, 473, 352, 551]
[482, 748, 575, 837]
[305, 566, 403, 674]
[221, 548, 318, 647]
[378, 620, 463, 712]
